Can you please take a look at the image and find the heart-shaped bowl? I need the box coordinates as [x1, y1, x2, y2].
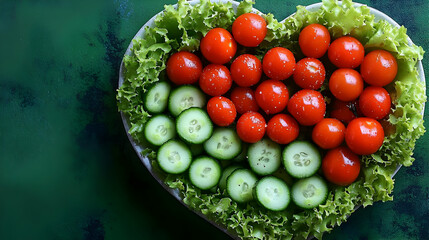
[118, 0, 425, 239]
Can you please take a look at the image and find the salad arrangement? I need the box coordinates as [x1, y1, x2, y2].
[117, 0, 425, 239]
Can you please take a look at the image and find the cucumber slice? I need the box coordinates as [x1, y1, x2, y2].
[157, 140, 192, 174]
[204, 128, 242, 160]
[144, 115, 176, 146]
[144, 81, 171, 114]
[282, 141, 321, 179]
[219, 165, 241, 190]
[226, 168, 258, 203]
[248, 138, 281, 175]
[254, 176, 291, 211]
[168, 85, 206, 116]
[176, 108, 213, 144]
[291, 175, 328, 209]
[189, 156, 221, 190]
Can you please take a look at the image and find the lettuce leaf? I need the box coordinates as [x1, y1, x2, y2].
[117, 0, 425, 239]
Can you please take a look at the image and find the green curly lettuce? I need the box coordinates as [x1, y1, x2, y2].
[117, 0, 425, 239]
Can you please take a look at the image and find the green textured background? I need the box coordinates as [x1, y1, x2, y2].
[0, 0, 428, 239]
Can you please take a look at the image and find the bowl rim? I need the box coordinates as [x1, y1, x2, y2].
[118, 1, 426, 239]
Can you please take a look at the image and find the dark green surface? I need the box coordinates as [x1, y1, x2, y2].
[0, 0, 428, 239]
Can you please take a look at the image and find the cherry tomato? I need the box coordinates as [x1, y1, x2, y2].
[329, 68, 364, 101]
[293, 58, 326, 89]
[166, 51, 202, 85]
[322, 146, 361, 186]
[329, 100, 356, 124]
[230, 87, 259, 114]
[267, 114, 299, 144]
[207, 96, 237, 126]
[230, 54, 262, 87]
[328, 36, 364, 68]
[345, 117, 385, 155]
[199, 64, 232, 96]
[200, 28, 237, 64]
[287, 89, 326, 126]
[312, 118, 346, 149]
[232, 13, 267, 47]
[236, 111, 266, 143]
[262, 47, 296, 81]
[358, 86, 391, 120]
[255, 80, 289, 114]
[298, 23, 331, 58]
[360, 49, 398, 87]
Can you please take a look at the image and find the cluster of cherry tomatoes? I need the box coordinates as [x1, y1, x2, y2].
[165, 12, 398, 186]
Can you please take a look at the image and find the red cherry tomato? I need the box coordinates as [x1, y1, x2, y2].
[287, 89, 326, 126]
[345, 117, 385, 155]
[200, 28, 237, 64]
[329, 68, 364, 101]
[328, 36, 364, 68]
[230, 87, 259, 114]
[262, 47, 296, 81]
[255, 80, 289, 114]
[230, 54, 262, 87]
[322, 146, 361, 186]
[207, 96, 237, 126]
[293, 58, 326, 89]
[360, 50, 398, 87]
[267, 114, 299, 144]
[236, 111, 266, 143]
[232, 13, 267, 47]
[298, 23, 331, 58]
[358, 86, 391, 120]
[166, 51, 202, 85]
[199, 64, 232, 96]
[329, 100, 356, 124]
[312, 118, 346, 149]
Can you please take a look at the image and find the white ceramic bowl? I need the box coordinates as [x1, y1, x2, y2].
[118, 1, 425, 239]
